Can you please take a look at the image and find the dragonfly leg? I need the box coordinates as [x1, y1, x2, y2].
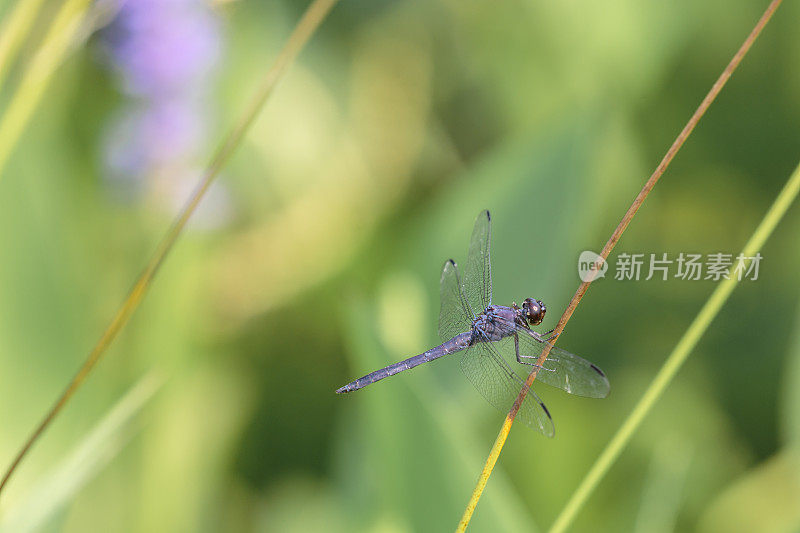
[528, 328, 558, 343]
[514, 333, 556, 371]
[538, 328, 560, 342]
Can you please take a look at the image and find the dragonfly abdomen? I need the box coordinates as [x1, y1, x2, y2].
[336, 332, 471, 393]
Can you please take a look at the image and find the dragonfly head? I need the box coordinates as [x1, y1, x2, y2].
[522, 298, 546, 325]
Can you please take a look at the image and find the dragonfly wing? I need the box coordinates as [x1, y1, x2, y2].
[462, 210, 492, 315]
[438, 259, 474, 342]
[460, 337, 554, 437]
[512, 327, 610, 398]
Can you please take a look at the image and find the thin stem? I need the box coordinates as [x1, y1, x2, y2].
[456, 0, 783, 530]
[0, 0, 340, 497]
[549, 160, 800, 533]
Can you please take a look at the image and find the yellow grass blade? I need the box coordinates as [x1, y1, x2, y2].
[0, 0, 48, 88]
[0, 0, 341, 498]
[0, 0, 93, 181]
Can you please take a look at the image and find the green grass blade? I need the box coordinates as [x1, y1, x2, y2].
[0, 0, 93, 183]
[0, 0, 48, 88]
[549, 160, 800, 533]
[0, 373, 162, 533]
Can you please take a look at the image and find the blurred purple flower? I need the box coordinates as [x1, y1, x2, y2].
[108, 0, 221, 97]
[101, 0, 229, 226]
[106, 99, 205, 180]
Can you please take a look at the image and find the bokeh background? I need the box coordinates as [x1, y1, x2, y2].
[0, 0, 799, 531]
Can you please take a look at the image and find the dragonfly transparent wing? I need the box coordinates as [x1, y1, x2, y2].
[460, 335, 554, 437]
[509, 327, 610, 398]
[438, 259, 474, 342]
[462, 210, 492, 316]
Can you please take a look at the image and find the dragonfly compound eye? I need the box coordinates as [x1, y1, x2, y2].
[523, 298, 546, 325]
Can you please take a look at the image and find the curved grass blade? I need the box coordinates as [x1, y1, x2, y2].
[0, 0, 341, 498]
[0, 0, 94, 182]
[0, 373, 162, 533]
[0, 0, 48, 90]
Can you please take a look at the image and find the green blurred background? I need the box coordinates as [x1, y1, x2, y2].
[0, 0, 799, 531]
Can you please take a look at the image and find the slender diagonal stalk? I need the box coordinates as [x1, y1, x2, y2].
[0, 0, 340, 497]
[0, 373, 162, 533]
[0, 0, 48, 89]
[550, 160, 800, 533]
[0, 0, 94, 183]
[456, 0, 783, 530]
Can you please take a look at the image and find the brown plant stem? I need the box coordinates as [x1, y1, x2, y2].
[456, 0, 783, 530]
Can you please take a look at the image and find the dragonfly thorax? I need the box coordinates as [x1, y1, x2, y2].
[471, 305, 519, 342]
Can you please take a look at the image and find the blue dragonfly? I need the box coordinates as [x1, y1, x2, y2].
[337, 210, 609, 436]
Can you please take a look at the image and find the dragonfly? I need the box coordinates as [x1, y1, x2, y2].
[336, 210, 609, 436]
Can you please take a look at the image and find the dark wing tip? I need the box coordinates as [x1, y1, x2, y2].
[538, 401, 555, 437]
[485, 210, 491, 221]
[590, 363, 606, 378]
[589, 363, 611, 398]
[596, 383, 611, 399]
[335, 385, 349, 394]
